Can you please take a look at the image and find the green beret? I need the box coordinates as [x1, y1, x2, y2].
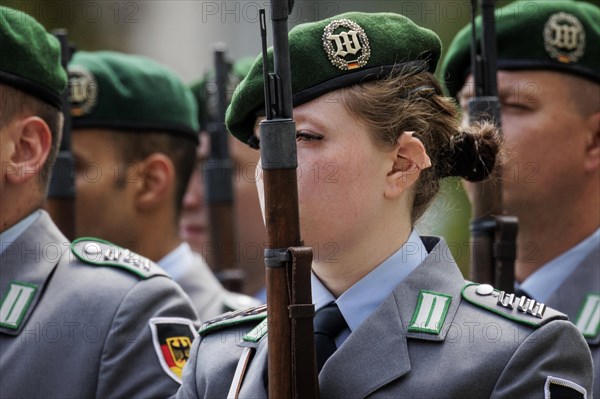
[442, 0, 600, 98]
[68, 51, 199, 141]
[0, 6, 66, 108]
[190, 56, 255, 132]
[226, 12, 441, 144]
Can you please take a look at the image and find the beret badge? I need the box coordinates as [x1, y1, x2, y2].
[543, 12, 585, 64]
[68, 66, 98, 117]
[322, 19, 371, 71]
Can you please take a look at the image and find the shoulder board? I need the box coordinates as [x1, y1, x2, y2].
[462, 283, 567, 328]
[199, 305, 267, 336]
[71, 237, 169, 280]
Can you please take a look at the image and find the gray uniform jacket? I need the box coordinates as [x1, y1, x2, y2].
[545, 245, 599, 397]
[173, 249, 261, 321]
[0, 211, 200, 399]
[177, 237, 593, 399]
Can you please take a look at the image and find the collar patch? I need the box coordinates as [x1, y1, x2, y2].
[408, 290, 452, 335]
[575, 293, 600, 339]
[323, 19, 371, 71]
[543, 12, 585, 64]
[0, 282, 38, 330]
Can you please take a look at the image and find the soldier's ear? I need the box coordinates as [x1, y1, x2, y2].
[4, 116, 51, 186]
[583, 111, 600, 173]
[135, 153, 174, 211]
[384, 132, 431, 200]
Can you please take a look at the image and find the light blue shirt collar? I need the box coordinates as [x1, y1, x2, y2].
[519, 228, 600, 303]
[157, 242, 195, 280]
[0, 210, 41, 256]
[311, 229, 428, 346]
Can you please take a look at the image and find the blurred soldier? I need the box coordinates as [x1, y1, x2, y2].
[181, 58, 268, 300]
[69, 51, 256, 320]
[0, 7, 199, 398]
[177, 11, 593, 398]
[443, 1, 599, 395]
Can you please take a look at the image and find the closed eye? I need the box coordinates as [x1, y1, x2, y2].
[296, 130, 324, 142]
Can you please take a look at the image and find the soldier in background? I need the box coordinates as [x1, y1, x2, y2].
[0, 7, 199, 398]
[442, 1, 599, 395]
[181, 58, 268, 300]
[69, 51, 256, 320]
[178, 11, 593, 398]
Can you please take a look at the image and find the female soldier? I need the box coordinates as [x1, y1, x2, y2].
[177, 12, 592, 399]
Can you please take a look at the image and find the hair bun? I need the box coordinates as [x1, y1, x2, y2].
[439, 121, 499, 182]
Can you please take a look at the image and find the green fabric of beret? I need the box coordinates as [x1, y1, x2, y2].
[226, 12, 442, 144]
[190, 56, 255, 131]
[0, 6, 66, 108]
[69, 51, 199, 140]
[442, 0, 600, 98]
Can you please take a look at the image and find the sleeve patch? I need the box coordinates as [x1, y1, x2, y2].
[149, 317, 198, 384]
[545, 376, 587, 399]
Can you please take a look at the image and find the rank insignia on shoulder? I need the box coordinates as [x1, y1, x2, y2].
[199, 305, 267, 337]
[149, 317, 198, 383]
[462, 283, 567, 328]
[71, 237, 168, 279]
[545, 376, 587, 399]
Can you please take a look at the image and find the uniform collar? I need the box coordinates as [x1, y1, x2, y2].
[157, 242, 194, 280]
[520, 228, 600, 303]
[0, 210, 41, 257]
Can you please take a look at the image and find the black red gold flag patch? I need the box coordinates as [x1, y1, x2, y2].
[149, 317, 198, 383]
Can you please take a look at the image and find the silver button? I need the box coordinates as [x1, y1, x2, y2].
[84, 242, 101, 255]
[476, 284, 494, 296]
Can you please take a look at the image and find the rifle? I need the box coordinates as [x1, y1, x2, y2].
[45, 29, 75, 241]
[468, 0, 517, 293]
[203, 45, 245, 292]
[259, 1, 319, 397]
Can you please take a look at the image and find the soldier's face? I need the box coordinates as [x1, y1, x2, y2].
[254, 92, 394, 262]
[459, 70, 597, 218]
[179, 132, 265, 269]
[72, 129, 138, 247]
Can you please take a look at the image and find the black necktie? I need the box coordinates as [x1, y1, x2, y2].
[313, 302, 348, 372]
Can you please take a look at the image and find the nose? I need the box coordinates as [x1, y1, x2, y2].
[182, 167, 204, 210]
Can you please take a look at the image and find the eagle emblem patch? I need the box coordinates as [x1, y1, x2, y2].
[149, 317, 198, 383]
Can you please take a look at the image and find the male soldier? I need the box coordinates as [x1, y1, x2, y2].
[442, 0, 599, 395]
[181, 57, 268, 300]
[0, 7, 199, 398]
[69, 51, 256, 320]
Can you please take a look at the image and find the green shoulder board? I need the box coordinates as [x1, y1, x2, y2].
[199, 305, 267, 338]
[71, 237, 169, 279]
[462, 283, 567, 328]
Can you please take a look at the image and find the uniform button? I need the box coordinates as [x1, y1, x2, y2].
[84, 242, 102, 255]
[476, 284, 494, 296]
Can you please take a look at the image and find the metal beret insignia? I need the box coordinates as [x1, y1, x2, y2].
[323, 19, 371, 71]
[543, 12, 586, 64]
[68, 65, 98, 116]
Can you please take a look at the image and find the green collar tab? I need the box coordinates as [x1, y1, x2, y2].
[0, 282, 38, 330]
[575, 292, 600, 339]
[408, 290, 452, 335]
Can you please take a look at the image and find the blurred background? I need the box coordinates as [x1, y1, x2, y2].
[3, 0, 597, 276]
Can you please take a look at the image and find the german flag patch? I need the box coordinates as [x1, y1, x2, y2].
[149, 317, 197, 383]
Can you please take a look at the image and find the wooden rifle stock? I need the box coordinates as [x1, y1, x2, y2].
[468, 0, 517, 292]
[204, 46, 244, 292]
[259, 1, 319, 397]
[45, 30, 75, 241]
